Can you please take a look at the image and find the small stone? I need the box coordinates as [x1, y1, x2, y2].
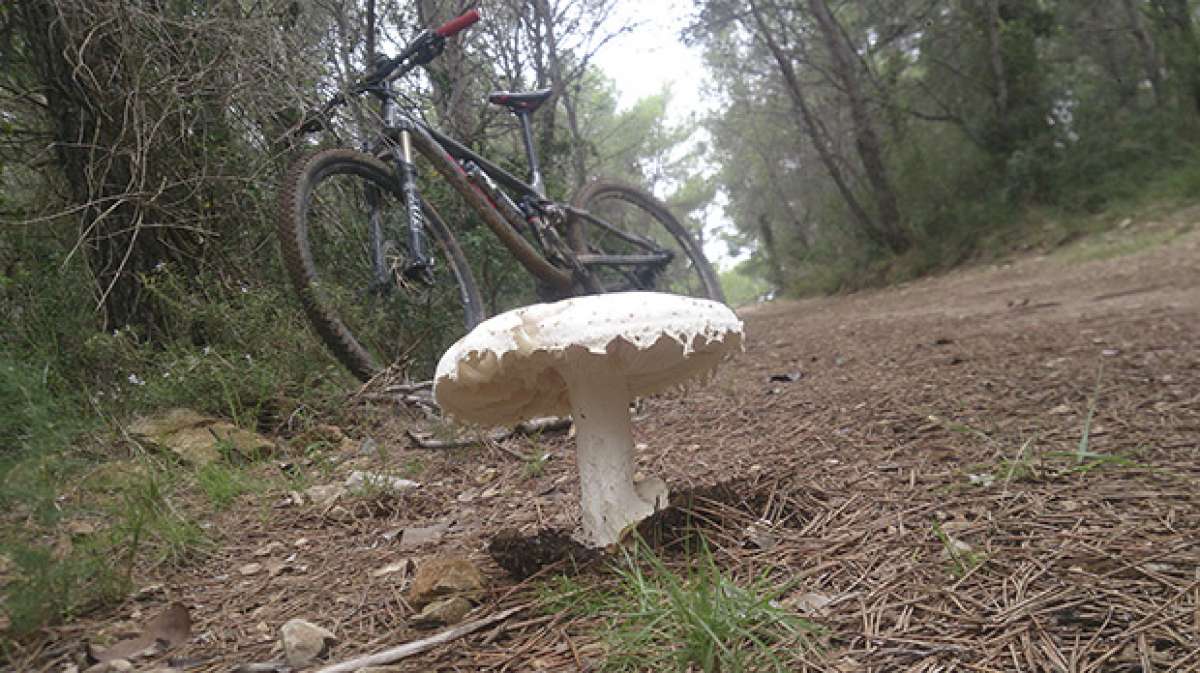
[398, 522, 450, 551]
[84, 661, 134, 673]
[1049, 404, 1073, 415]
[304, 484, 346, 507]
[239, 563, 263, 576]
[967, 473, 995, 487]
[411, 597, 472, 628]
[345, 471, 419, 492]
[280, 619, 336, 667]
[940, 538, 973, 558]
[407, 557, 485, 608]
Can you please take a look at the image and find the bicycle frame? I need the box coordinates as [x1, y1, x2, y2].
[311, 13, 675, 298]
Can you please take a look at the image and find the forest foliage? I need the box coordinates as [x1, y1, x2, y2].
[2, 0, 1198, 430]
[694, 0, 1200, 292]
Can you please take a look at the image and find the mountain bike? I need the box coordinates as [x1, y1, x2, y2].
[277, 9, 724, 382]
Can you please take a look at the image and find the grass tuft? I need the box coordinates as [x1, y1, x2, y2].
[541, 536, 819, 672]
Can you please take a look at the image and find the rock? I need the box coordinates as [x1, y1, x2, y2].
[129, 408, 274, 466]
[345, 471, 420, 493]
[411, 597, 472, 628]
[397, 522, 451, 551]
[407, 557, 485, 608]
[280, 619, 336, 667]
[239, 563, 263, 576]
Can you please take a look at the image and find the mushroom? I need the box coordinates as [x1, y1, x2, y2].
[433, 291, 744, 548]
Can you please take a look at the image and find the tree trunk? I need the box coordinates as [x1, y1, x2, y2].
[14, 0, 190, 333]
[983, 0, 1009, 117]
[745, 0, 884, 251]
[530, 0, 588, 189]
[758, 215, 785, 289]
[807, 0, 907, 253]
[1121, 0, 1165, 108]
[1151, 0, 1200, 114]
[416, 0, 476, 140]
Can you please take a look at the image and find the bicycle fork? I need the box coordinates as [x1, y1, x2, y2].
[393, 127, 434, 283]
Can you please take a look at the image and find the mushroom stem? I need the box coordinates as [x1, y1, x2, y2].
[559, 354, 666, 547]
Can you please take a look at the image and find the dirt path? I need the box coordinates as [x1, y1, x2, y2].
[28, 216, 1200, 671]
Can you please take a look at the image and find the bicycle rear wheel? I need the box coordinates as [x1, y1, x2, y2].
[278, 148, 484, 382]
[568, 180, 725, 303]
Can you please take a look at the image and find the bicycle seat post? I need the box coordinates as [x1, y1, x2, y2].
[514, 109, 544, 197]
[487, 89, 554, 197]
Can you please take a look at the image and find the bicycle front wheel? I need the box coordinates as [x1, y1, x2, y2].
[278, 148, 484, 382]
[568, 180, 725, 303]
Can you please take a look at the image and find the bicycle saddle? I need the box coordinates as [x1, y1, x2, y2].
[487, 88, 553, 113]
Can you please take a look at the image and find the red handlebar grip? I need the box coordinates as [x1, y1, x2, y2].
[434, 9, 481, 38]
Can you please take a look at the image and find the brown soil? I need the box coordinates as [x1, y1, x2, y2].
[15, 215, 1200, 671]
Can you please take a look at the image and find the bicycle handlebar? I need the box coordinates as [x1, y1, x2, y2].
[435, 9, 481, 38]
[290, 10, 482, 137]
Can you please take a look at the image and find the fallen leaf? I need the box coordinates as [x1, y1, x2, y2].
[132, 584, 165, 600]
[66, 520, 98, 536]
[369, 559, 412, 578]
[786, 591, 834, 615]
[254, 542, 285, 557]
[88, 603, 191, 663]
[265, 560, 291, 577]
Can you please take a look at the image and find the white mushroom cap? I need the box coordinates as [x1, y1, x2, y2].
[434, 292, 743, 426]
